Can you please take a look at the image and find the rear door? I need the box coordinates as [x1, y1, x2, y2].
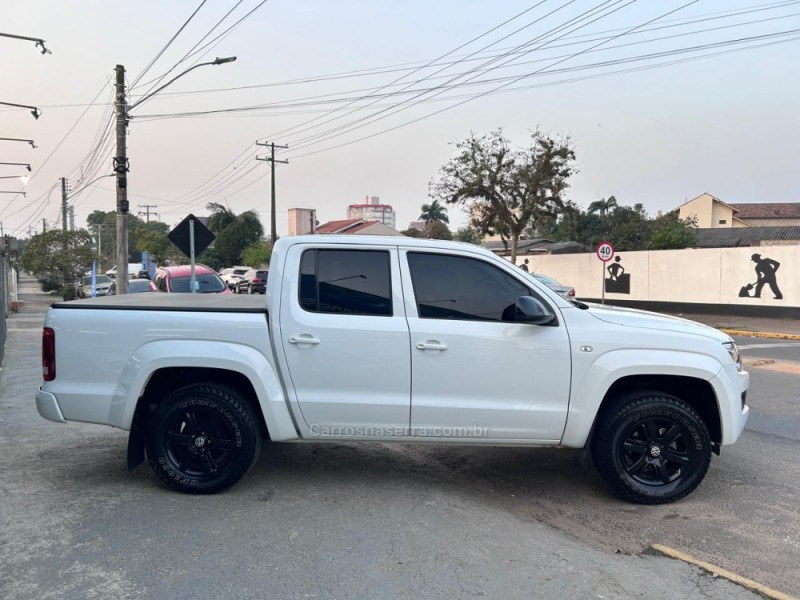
[278, 245, 411, 437]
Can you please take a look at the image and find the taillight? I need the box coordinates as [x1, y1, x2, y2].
[253, 278, 262, 283]
[568, 289, 575, 297]
[42, 327, 56, 381]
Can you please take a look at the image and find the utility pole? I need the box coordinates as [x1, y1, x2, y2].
[114, 64, 129, 294]
[60, 177, 68, 232]
[42, 218, 47, 233]
[68, 205, 75, 230]
[255, 142, 288, 244]
[138, 204, 157, 224]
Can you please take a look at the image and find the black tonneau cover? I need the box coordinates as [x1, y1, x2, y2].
[52, 293, 267, 313]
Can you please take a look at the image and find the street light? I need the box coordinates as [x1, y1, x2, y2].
[0, 137, 37, 148]
[112, 56, 236, 294]
[0, 102, 41, 119]
[128, 57, 237, 113]
[0, 162, 32, 172]
[0, 32, 51, 54]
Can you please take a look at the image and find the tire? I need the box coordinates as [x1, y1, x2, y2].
[247, 284, 253, 294]
[145, 384, 262, 494]
[591, 393, 711, 504]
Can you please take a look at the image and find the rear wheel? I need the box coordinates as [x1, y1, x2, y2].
[247, 284, 253, 294]
[591, 393, 711, 504]
[145, 384, 262, 494]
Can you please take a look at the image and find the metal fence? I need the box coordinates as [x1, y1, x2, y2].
[0, 257, 7, 367]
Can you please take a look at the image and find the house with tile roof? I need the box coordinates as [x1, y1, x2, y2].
[314, 218, 404, 236]
[673, 193, 751, 228]
[726, 203, 800, 227]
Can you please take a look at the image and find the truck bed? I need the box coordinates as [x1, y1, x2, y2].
[52, 293, 267, 313]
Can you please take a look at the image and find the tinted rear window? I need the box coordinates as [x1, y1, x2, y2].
[169, 274, 226, 293]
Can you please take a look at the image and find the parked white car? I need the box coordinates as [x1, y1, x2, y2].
[219, 266, 250, 290]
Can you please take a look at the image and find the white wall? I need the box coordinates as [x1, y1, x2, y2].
[515, 245, 799, 308]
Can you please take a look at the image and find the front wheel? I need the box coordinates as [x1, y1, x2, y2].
[145, 384, 262, 494]
[591, 393, 711, 504]
[247, 284, 253, 294]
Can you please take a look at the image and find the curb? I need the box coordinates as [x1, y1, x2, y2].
[650, 544, 798, 600]
[719, 329, 800, 341]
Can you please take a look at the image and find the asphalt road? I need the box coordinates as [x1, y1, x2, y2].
[1, 282, 795, 599]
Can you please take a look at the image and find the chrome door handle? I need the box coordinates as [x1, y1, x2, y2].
[416, 341, 448, 351]
[288, 335, 321, 346]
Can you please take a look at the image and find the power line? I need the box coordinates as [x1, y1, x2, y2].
[126, 0, 800, 101]
[128, 1, 208, 89]
[131, 12, 800, 123]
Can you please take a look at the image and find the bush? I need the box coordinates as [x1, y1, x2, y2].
[61, 285, 77, 301]
[40, 278, 62, 293]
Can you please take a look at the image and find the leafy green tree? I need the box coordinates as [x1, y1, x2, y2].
[419, 200, 449, 224]
[241, 240, 272, 268]
[20, 230, 94, 288]
[206, 202, 238, 234]
[136, 230, 179, 265]
[649, 213, 697, 249]
[213, 210, 264, 266]
[453, 227, 481, 244]
[401, 228, 422, 238]
[424, 220, 453, 240]
[431, 129, 576, 263]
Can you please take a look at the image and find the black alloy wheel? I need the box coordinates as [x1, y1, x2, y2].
[592, 393, 712, 504]
[145, 384, 262, 494]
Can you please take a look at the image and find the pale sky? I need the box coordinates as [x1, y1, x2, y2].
[2, 0, 798, 238]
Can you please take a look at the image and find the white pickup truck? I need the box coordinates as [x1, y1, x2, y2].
[36, 235, 749, 503]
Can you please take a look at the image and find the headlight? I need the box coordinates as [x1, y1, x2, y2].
[723, 341, 742, 371]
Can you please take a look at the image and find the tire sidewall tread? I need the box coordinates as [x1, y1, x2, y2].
[145, 384, 262, 494]
[592, 393, 711, 505]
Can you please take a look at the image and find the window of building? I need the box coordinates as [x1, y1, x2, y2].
[299, 249, 392, 316]
[407, 252, 530, 322]
[718, 219, 727, 225]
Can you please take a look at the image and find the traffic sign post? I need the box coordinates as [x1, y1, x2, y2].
[596, 241, 615, 305]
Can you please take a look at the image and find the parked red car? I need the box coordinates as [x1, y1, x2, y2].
[151, 264, 231, 294]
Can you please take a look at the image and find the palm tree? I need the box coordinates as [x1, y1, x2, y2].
[206, 202, 237, 234]
[419, 200, 449, 224]
[587, 195, 618, 216]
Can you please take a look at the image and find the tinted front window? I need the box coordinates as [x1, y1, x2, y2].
[299, 249, 391, 316]
[408, 252, 529, 322]
[169, 274, 226, 293]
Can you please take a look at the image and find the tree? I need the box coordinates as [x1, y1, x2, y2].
[453, 227, 481, 244]
[213, 210, 264, 266]
[20, 229, 94, 288]
[649, 213, 697, 250]
[206, 202, 238, 234]
[401, 228, 422, 238]
[430, 129, 576, 263]
[419, 200, 449, 224]
[587, 195, 618, 216]
[424, 220, 453, 240]
[203, 202, 265, 266]
[241, 240, 272, 268]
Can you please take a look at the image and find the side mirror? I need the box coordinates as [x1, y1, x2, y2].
[515, 296, 555, 325]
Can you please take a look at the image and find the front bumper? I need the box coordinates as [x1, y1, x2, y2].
[36, 388, 66, 423]
[712, 366, 749, 445]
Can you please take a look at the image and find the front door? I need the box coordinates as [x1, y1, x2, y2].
[278, 245, 411, 437]
[403, 250, 571, 441]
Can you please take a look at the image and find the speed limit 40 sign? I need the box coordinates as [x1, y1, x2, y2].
[596, 241, 615, 262]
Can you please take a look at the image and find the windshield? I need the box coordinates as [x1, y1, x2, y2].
[128, 280, 153, 293]
[169, 274, 226, 293]
[83, 275, 112, 285]
[533, 274, 560, 287]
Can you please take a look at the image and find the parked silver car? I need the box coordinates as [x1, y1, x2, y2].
[532, 273, 576, 298]
[77, 275, 114, 298]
